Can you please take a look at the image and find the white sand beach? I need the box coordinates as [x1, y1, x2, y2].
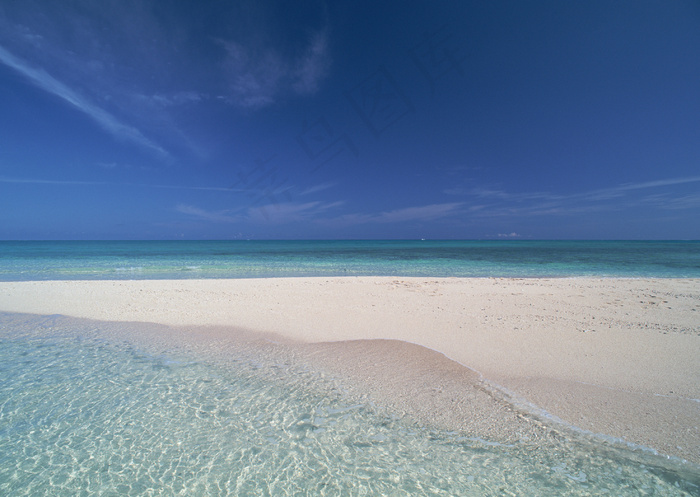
[1, 277, 698, 463]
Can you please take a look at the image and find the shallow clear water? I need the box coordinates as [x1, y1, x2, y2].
[1, 240, 699, 280]
[1, 314, 698, 496]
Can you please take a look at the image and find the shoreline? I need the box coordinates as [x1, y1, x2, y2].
[1, 277, 699, 464]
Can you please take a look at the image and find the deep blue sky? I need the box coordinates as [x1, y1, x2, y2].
[1, 0, 699, 240]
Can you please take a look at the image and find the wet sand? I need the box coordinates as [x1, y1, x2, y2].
[1, 277, 698, 463]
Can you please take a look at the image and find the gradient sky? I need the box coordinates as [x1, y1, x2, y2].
[1, 0, 699, 240]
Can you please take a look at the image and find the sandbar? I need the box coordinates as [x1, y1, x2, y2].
[1, 277, 698, 463]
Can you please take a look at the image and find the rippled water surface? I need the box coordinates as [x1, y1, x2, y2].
[1, 313, 698, 496]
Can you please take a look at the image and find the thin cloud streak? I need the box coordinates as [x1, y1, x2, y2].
[447, 175, 700, 218]
[175, 204, 241, 223]
[586, 176, 700, 200]
[176, 201, 345, 225]
[372, 203, 464, 223]
[0, 3, 332, 164]
[0, 176, 108, 186]
[246, 201, 344, 224]
[0, 176, 245, 193]
[327, 202, 464, 226]
[219, 27, 331, 109]
[178, 201, 463, 227]
[298, 182, 337, 196]
[617, 176, 700, 191]
[0, 45, 169, 159]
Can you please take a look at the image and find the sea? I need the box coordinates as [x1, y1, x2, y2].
[1, 239, 699, 281]
[1, 240, 699, 496]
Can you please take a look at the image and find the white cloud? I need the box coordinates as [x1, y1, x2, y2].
[148, 91, 204, 108]
[219, 28, 330, 109]
[176, 201, 461, 227]
[292, 30, 331, 94]
[298, 182, 337, 195]
[0, 0, 332, 166]
[0, 45, 169, 158]
[0, 176, 107, 186]
[220, 40, 283, 108]
[175, 204, 242, 223]
[247, 201, 344, 223]
[0, 175, 245, 193]
[454, 186, 562, 202]
[328, 202, 464, 226]
[585, 175, 700, 199]
[373, 203, 464, 223]
[447, 175, 700, 218]
[176, 201, 344, 225]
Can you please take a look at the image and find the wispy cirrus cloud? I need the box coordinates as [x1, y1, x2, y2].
[0, 175, 246, 193]
[218, 27, 330, 109]
[0, 176, 108, 187]
[583, 175, 700, 200]
[291, 30, 331, 95]
[0, 45, 169, 159]
[0, 0, 331, 162]
[175, 204, 242, 224]
[446, 175, 700, 217]
[246, 200, 344, 223]
[371, 202, 464, 223]
[176, 200, 462, 227]
[298, 182, 337, 196]
[147, 91, 205, 108]
[327, 202, 464, 226]
[176, 200, 344, 225]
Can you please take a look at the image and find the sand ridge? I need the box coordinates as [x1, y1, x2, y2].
[1, 277, 699, 463]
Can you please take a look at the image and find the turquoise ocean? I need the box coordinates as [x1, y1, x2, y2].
[1, 240, 699, 495]
[1, 240, 700, 280]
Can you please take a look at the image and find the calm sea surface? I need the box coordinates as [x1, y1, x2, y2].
[1, 240, 699, 495]
[1, 240, 699, 280]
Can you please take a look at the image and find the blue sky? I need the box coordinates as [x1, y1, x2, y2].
[1, 0, 699, 240]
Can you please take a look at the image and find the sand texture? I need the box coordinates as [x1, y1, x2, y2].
[1, 277, 699, 463]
